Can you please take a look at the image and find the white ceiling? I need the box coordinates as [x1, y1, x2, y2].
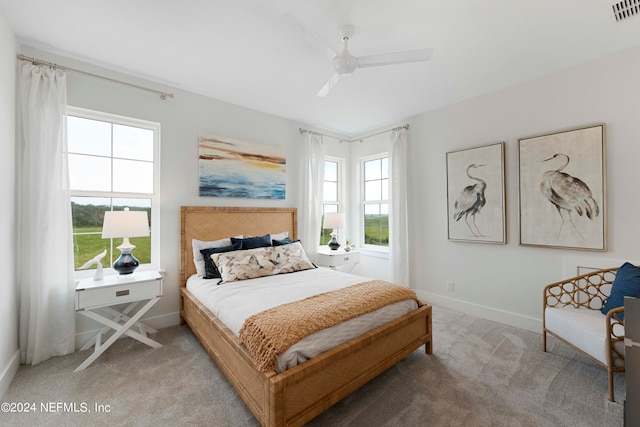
[2, 0, 640, 137]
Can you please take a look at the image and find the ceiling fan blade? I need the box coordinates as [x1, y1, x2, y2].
[282, 12, 338, 59]
[317, 73, 341, 97]
[358, 48, 434, 68]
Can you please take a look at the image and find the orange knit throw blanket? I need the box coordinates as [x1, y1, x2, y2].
[238, 280, 422, 372]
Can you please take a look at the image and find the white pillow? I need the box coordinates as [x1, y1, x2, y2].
[192, 236, 242, 276]
[247, 231, 288, 241]
[270, 231, 289, 241]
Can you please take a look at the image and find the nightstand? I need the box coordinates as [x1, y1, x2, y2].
[74, 270, 163, 371]
[316, 247, 360, 272]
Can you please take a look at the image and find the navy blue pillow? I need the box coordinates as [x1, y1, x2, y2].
[200, 241, 242, 279]
[231, 234, 271, 250]
[272, 237, 293, 246]
[601, 262, 640, 320]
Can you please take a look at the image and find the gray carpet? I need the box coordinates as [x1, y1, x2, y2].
[2, 306, 625, 426]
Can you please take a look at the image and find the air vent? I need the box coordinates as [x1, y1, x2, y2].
[612, 0, 640, 21]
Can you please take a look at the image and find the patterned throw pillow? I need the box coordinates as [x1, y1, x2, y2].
[212, 241, 315, 283]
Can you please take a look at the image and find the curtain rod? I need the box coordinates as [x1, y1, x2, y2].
[299, 124, 409, 143]
[17, 54, 174, 101]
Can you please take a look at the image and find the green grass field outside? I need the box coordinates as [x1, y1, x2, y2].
[319, 215, 389, 247]
[365, 215, 389, 246]
[73, 227, 151, 270]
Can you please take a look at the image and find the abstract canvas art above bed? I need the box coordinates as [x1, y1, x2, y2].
[199, 134, 286, 199]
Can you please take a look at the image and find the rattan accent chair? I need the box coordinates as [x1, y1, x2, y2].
[543, 267, 625, 402]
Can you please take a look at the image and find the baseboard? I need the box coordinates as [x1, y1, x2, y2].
[74, 311, 181, 349]
[415, 290, 542, 333]
[0, 350, 20, 399]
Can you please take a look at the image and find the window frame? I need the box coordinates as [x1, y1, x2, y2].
[67, 106, 161, 278]
[360, 152, 390, 251]
[320, 156, 345, 245]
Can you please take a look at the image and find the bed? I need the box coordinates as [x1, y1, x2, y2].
[179, 206, 432, 427]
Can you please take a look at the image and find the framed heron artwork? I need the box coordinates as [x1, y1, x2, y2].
[518, 124, 606, 251]
[446, 142, 506, 244]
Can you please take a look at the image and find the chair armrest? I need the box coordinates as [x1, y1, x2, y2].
[605, 306, 625, 337]
[605, 306, 625, 368]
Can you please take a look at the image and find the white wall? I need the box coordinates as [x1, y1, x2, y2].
[0, 7, 19, 398]
[19, 46, 352, 345]
[408, 44, 640, 331]
[15, 38, 640, 351]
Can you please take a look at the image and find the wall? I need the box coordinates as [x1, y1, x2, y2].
[408, 44, 640, 331]
[0, 7, 18, 398]
[19, 46, 351, 345]
[16, 38, 640, 350]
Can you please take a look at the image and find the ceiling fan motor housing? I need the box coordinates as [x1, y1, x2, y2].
[333, 54, 358, 75]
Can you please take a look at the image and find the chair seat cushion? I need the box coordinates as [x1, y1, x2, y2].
[545, 307, 624, 365]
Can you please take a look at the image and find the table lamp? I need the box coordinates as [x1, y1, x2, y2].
[323, 212, 345, 250]
[102, 207, 149, 275]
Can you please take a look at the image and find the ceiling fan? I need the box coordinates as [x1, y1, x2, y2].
[317, 24, 433, 97]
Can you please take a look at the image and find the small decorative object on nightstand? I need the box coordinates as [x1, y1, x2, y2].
[316, 246, 359, 272]
[323, 212, 345, 250]
[78, 249, 107, 281]
[102, 207, 149, 275]
[344, 240, 355, 252]
[74, 270, 163, 371]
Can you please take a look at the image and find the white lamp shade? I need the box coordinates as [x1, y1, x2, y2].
[102, 208, 150, 239]
[324, 212, 345, 230]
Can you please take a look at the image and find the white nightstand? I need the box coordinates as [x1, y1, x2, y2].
[74, 270, 163, 371]
[316, 247, 360, 272]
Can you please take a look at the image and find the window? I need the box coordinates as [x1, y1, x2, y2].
[320, 158, 342, 245]
[67, 108, 160, 274]
[362, 155, 389, 247]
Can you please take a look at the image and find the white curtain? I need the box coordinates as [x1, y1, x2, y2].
[388, 127, 410, 286]
[299, 132, 325, 263]
[18, 61, 75, 365]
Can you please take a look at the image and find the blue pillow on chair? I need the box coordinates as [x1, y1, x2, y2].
[600, 262, 640, 320]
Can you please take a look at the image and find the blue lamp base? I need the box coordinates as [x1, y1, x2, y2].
[113, 250, 140, 275]
[328, 232, 341, 251]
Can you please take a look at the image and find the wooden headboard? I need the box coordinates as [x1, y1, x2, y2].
[180, 206, 298, 285]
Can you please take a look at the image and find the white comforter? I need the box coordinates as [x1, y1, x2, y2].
[186, 268, 418, 372]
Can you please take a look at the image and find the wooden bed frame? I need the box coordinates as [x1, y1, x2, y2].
[179, 206, 432, 427]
